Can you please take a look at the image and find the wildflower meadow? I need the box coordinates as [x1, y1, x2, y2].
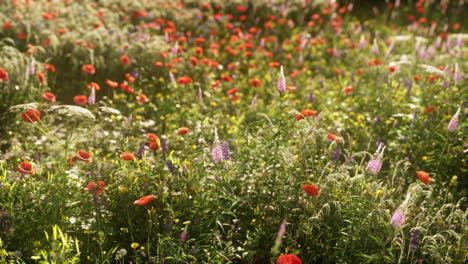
[0, 0, 466, 263]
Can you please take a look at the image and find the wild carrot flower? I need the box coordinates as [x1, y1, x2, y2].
[447, 107, 461, 132]
[366, 143, 385, 174]
[17, 162, 35, 174]
[133, 195, 155, 205]
[277, 66, 286, 93]
[76, 150, 92, 163]
[277, 254, 302, 264]
[21, 109, 41, 122]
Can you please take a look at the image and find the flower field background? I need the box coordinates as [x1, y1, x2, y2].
[0, 0, 466, 263]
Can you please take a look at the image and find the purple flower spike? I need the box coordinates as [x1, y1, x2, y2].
[448, 107, 461, 132]
[390, 208, 406, 227]
[277, 66, 286, 93]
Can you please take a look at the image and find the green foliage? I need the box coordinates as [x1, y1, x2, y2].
[0, 0, 466, 263]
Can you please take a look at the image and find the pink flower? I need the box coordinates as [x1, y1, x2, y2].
[390, 208, 406, 227]
[447, 107, 461, 132]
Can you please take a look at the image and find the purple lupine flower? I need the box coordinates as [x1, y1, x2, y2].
[448, 107, 461, 132]
[372, 38, 379, 55]
[179, 230, 187, 242]
[410, 230, 420, 251]
[308, 91, 315, 102]
[29, 59, 35, 75]
[454, 63, 462, 83]
[34, 152, 41, 162]
[331, 147, 342, 162]
[131, 68, 139, 78]
[366, 143, 385, 174]
[135, 143, 147, 159]
[212, 143, 223, 162]
[0, 209, 12, 238]
[169, 71, 177, 84]
[88, 87, 96, 105]
[390, 208, 406, 227]
[160, 137, 168, 151]
[251, 95, 258, 109]
[221, 141, 230, 160]
[358, 35, 367, 49]
[198, 87, 203, 103]
[385, 41, 394, 59]
[171, 41, 178, 55]
[277, 66, 286, 93]
[166, 159, 177, 177]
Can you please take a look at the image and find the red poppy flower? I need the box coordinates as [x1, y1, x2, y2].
[120, 83, 134, 93]
[295, 109, 317, 120]
[221, 75, 233, 82]
[66, 157, 74, 166]
[85, 83, 100, 92]
[105, 79, 119, 88]
[0, 68, 8, 82]
[120, 152, 135, 161]
[302, 184, 320, 196]
[277, 253, 302, 264]
[44, 64, 56, 72]
[76, 150, 92, 163]
[82, 64, 95, 75]
[178, 127, 190, 135]
[73, 95, 87, 105]
[190, 56, 199, 66]
[120, 55, 132, 65]
[3, 22, 11, 30]
[87, 181, 105, 195]
[226, 88, 239, 95]
[343, 86, 353, 94]
[177, 76, 193, 85]
[17, 161, 35, 174]
[42, 92, 56, 102]
[21, 109, 41, 122]
[136, 93, 148, 104]
[134, 194, 155, 205]
[146, 133, 159, 143]
[424, 106, 435, 113]
[125, 73, 135, 83]
[416, 171, 430, 185]
[250, 78, 262, 88]
[37, 72, 46, 84]
[327, 132, 341, 143]
[286, 86, 296, 92]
